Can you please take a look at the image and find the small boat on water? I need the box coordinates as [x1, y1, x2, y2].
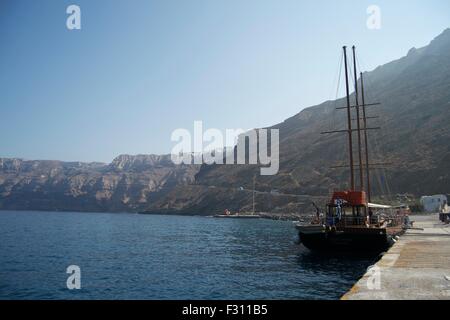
[214, 208, 261, 219]
[214, 175, 260, 219]
[214, 213, 261, 219]
[296, 46, 407, 253]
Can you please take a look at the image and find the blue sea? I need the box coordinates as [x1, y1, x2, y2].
[0, 211, 375, 300]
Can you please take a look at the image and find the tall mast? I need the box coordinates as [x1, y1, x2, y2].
[343, 46, 355, 190]
[360, 72, 371, 202]
[352, 46, 364, 191]
[252, 175, 255, 215]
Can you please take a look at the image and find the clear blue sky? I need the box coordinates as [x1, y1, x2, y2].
[1, 0, 449, 163]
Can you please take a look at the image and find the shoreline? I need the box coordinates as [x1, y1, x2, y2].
[0, 208, 310, 221]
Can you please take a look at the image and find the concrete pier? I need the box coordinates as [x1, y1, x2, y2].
[342, 214, 450, 300]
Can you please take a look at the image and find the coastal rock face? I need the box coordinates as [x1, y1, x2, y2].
[191, 28, 450, 199]
[0, 156, 200, 212]
[1, 29, 450, 215]
[109, 154, 176, 171]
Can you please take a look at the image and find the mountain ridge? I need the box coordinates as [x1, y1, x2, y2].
[1, 29, 449, 214]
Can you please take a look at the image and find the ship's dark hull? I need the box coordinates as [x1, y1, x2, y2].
[298, 229, 397, 253]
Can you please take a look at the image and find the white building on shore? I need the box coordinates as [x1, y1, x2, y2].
[420, 195, 448, 212]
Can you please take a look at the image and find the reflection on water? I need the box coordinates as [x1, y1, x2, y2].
[0, 211, 376, 300]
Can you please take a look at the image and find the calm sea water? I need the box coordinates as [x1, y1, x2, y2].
[0, 211, 376, 300]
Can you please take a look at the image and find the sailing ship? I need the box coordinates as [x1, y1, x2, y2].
[214, 175, 261, 219]
[296, 46, 407, 252]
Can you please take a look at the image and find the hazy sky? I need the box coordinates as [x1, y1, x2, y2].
[1, 0, 449, 163]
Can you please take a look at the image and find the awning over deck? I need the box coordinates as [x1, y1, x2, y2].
[368, 203, 392, 209]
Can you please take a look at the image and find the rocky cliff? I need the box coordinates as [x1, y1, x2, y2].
[1, 29, 450, 215]
[0, 156, 200, 212]
[187, 28, 450, 203]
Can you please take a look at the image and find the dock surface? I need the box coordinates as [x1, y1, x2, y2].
[342, 214, 450, 300]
